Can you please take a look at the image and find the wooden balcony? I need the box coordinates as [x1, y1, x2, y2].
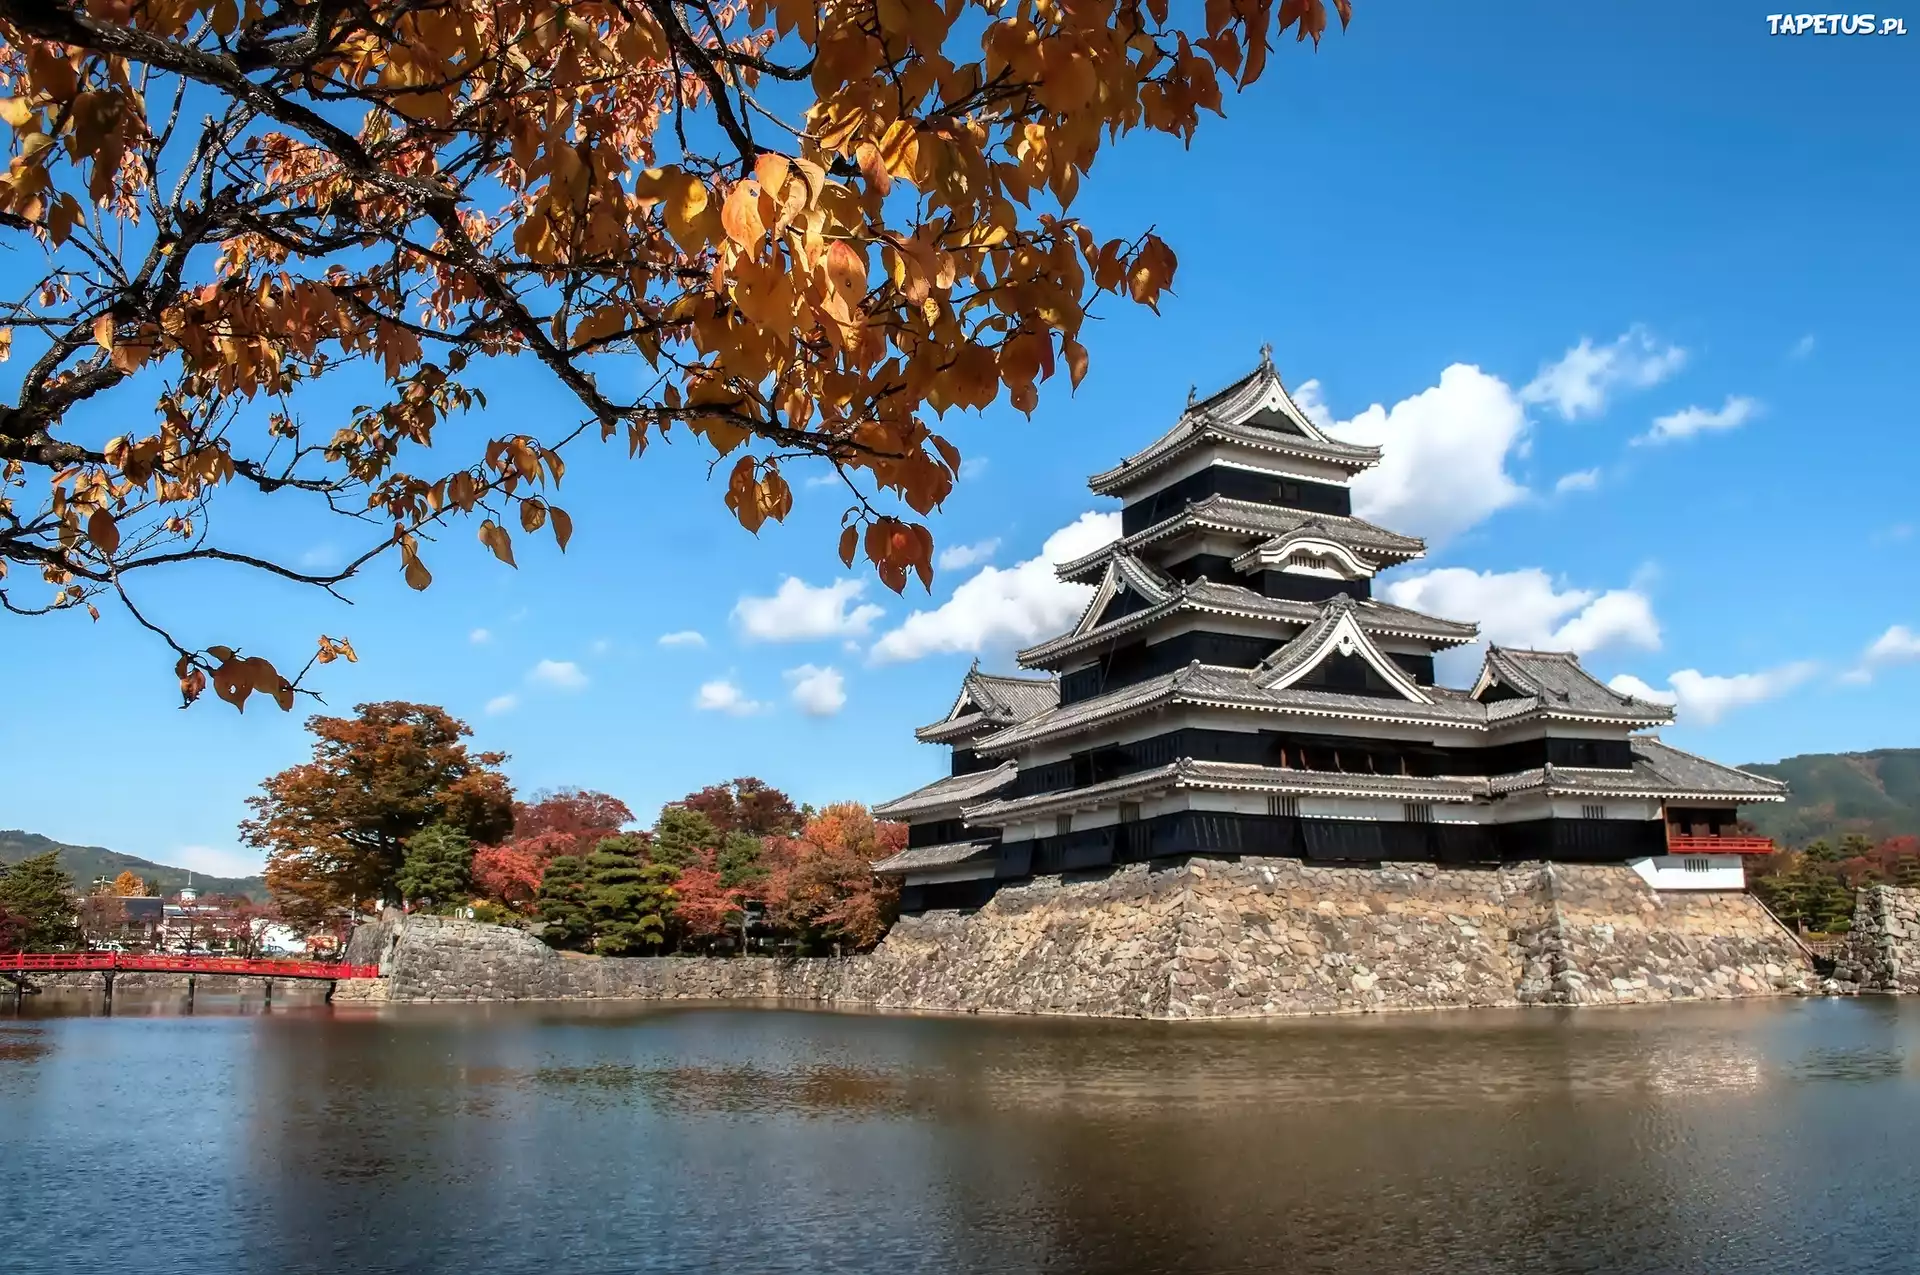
[1665, 834, 1776, 856]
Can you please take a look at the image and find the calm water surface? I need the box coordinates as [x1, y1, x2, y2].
[4, 993, 1919, 1275]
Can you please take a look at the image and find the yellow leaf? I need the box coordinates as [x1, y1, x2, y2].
[479, 519, 517, 567]
[86, 508, 120, 554]
[206, 645, 236, 662]
[93, 314, 115, 351]
[519, 498, 548, 533]
[0, 98, 32, 128]
[721, 179, 766, 246]
[404, 558, 432, 590]
[550, 507, 573, 552]
[1063, 338, 1089, 390]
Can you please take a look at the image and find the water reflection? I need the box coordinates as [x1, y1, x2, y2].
[4, 994, 1919, 1274]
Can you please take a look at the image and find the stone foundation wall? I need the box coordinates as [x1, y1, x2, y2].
[1836, 885, 1920, 991]
[357, 858, 1815, 1018]
[17, 971, 329, 995]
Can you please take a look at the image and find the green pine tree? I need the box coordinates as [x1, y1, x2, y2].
[650, 807, 719, 869]
[1803, 839, 1838, 863]
[0, 852, 81, 952]
[585, 835, 677, 954]
[394, 824, 473, 910]
[535, 855, 594, 950]
[717, 830, 767, 888]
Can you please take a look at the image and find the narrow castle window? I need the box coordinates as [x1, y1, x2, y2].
[1404, 802, 1434, 824]
[1055, 814, 1072, 837]
[1581, 804, 1606, 821]
[1268, 794, 1301, 818]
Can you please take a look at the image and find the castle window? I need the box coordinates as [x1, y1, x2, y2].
[1403, 802, 1434, 824]
[1581, 804, 1606, 821]
[1684, 857, 1710, 874]
[1119, 802, 1141, 823]
[1268, 794, 1300, 818]
[1055, 814, 1072, 837]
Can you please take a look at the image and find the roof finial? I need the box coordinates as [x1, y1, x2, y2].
[1186, 382, 1197, 408]
[969, 655, 981, 673]
[1259, 341, 1274, 369]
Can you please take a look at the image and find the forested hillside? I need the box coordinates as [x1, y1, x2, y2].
[1740, 749, 1920, 847]
[0, 831, 265, 899]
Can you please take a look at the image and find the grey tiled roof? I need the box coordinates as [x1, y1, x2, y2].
[963, 759, 1489, 825]
[870, 839, 998, 875]
[977, 663, 1490, 756]
[978, 653, 1684, 756]
[1019, 578, 1476, 668]
[913, 667, 1059, 741]
[871, 762, 1018, 819]
[1476, 647, 1674, 726]
[1491, 738, 1788, 802]
[1056, 497, 1426, 584]
[1086, 361, 1381, 495]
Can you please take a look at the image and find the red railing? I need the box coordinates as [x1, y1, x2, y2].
[1, 952, 381, 980]
[1666, 835, 1776, 856]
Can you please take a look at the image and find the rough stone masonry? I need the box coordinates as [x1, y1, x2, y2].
[1836, 884, 1920, 992]
[339, 858, 1818, 1018]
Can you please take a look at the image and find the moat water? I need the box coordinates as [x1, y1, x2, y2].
[5, 994, 1919, 1275]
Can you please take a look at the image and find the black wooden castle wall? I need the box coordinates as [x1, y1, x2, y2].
[897, 813, 1670, 913]
[1121, 466, 1352, 534]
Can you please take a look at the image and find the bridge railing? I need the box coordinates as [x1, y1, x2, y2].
[1, 952, 381, 980]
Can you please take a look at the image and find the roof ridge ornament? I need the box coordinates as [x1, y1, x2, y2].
[1186, 383, 1197, 408]
[1259, 342, 1274, 370]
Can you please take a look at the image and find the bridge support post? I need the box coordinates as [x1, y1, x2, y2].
[102, 970, 114, 1011]
[185, 974, 195, 1013]
[262, 978, 273, 1009]
[324, 980, 336, 1004]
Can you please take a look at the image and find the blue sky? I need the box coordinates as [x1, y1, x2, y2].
[4, 5, 1916, 876]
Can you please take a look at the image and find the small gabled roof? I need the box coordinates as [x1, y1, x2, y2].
[1087, 354, 1381, 495]
[872, 761, 1019, 819]
[1017, 578, 1477, 670]
[1066, 553, 1175, 639]
[871, 839, 998, 875]
[1055, 496, 1425, 585]
[1490, 737, 1789, 804]
[1473, 647, 1673, 725]
[1250, 595, 1433, 704]
[914, 664, 1060, 742]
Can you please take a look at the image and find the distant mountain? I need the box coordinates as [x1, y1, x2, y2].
[0, 830, 266, 899]
[1740, 749, 1920, 848]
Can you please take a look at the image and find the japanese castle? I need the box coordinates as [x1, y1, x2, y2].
[874, 353, 1785, 913]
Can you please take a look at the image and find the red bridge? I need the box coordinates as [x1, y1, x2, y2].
[3, 951, 381, 985]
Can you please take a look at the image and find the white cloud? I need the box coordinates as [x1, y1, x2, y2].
[170, 844, 267, 879]
[589, 638, 612, 656]
[869, 511, 1121, 663]
[1638, 395, 1760, 445]
[938, 538, 1001, 571]
[785, 664, 847, 716]
[1605, 674, 1678, 707]
[1790, 333, 1816, 359]
[804, 471, 841, 488]
[960, 456, 990, 479]
[1607, 664, 1817, 726]
[1383, 567, 1661, 656]
[734, 577, 884, 642]
[528, 659, 588, 691]
[695, 677, 767, 716]
[299, 544, 341, 570]
[658, 629, 707, 648]
[1842, 624, 1920, 684]
[1520, 326, 1687, 419]
[469, 627, 492, 644]
[485, 693, 519, 715]
[1554, 468, 1601, 495]
[1290, 378, 1333, 428]
[1324, 364, 1529, 543]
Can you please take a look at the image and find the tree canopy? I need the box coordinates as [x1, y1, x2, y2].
[0, 850, 81, 951]
[472, 787, 632, 907]
[394, 822, 474, 908]
[243, 700, 514, 922]
[0, 0, 1351, 707]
